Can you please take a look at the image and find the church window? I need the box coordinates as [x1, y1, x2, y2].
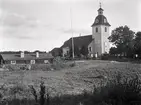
[44, 60, 49, 64]
[30, 60, 35, 64]
[95, 19, 99, 23]
[89, 47, 92, 52]
[105, 27, 107, 32]
[104, 19, 107, 23]
[11, 60, 16, 64]
[96, 27, 98, 32]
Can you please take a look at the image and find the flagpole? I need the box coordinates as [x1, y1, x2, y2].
[70, 8, 75, 59]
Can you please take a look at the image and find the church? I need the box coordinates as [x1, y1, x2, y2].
[58, 5, 111, 57]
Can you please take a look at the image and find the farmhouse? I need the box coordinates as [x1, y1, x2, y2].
[61, 6, 111, 57]
[0, 51, 53, 65]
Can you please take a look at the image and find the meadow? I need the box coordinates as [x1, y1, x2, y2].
[0, 60, 141, 105]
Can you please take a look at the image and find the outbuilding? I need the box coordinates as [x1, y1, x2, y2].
[0, 51, 53, 65]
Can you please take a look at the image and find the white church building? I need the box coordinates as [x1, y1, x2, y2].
[61, 6, 111, 57]
[91, 6, 111, 56]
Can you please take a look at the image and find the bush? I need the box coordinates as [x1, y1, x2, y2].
[69, 62, 76, 67]
[31, 64, 52, 71]
[30, 81, 50, 105]
[101, 54, 110, 60]
[92, 74, 141, 105]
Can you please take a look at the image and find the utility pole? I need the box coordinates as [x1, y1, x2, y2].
[70, 8, 75, 59]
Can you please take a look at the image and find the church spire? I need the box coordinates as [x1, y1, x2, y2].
[98, 2, 104, 15]
[99, 2, 101, 8]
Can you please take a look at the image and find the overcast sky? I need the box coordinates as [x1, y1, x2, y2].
[0, 0, 140, 52]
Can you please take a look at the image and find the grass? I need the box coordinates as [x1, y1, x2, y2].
[0, 60, 141, 104]
[1, 73, 141, 105]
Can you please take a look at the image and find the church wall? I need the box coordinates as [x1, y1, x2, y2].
[88, 40, 95, 57]
[62, 47, 70, 57]
[92, 25, 110, 55]
[92, 25, 102, 55]
[101, 25, 110, 54]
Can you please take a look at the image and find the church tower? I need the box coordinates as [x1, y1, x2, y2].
[91, 3, 111, 56]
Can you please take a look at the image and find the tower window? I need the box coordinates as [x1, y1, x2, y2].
[105, 27, 107, 32]
[104, 19, 107, 23]
[96, 27, 98, 33]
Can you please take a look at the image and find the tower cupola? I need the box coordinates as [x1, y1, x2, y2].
[91, 3, 110, 27]
[98, 8, 104, 15]
[98, 3, 104, 15]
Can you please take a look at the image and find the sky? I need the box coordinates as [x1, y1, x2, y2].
[0, 0, 140, 52]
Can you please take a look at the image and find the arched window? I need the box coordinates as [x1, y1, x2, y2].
[96, 27, 98, 33]
[105, 27, 107, 32]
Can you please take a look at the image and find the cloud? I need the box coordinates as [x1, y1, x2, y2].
[0, 11, 38, 39]
[0, 8, 3, 18]
[0, 10, 52, 40]
[2, 11, 39, 28]
[139, 2, 141, 31]
[60, 28, 90, 34]
[2, 25, 33, 39]
[2, 0, 94, 2]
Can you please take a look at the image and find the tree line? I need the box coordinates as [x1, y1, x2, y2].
[109, 25, 141, 58]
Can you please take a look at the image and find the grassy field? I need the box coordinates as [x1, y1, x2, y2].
[0, 60, 141, 99]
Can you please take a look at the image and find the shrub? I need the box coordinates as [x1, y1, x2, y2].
[30, 85, 38, 103]
[30, 81, 50, 105]
[39, 81, 46, 105]
[101, 54, 110, 60]
[92, 74, 141, 105]
[69, 62, 76, 67]
[9, 84, 25, 99]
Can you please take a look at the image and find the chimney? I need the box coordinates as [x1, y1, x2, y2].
[36, 51, 39, 58]
[20, 51, 24, 58]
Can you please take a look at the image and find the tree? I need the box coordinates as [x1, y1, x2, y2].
[80, 46, 88, 57]
[134, 31, 141, 58]
[109, 47, 118, 55]
[108, 25, 135, 57]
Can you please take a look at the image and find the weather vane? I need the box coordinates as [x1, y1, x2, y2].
[99, 2, 102, 8]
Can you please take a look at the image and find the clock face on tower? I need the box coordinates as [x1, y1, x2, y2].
[95, 19, 99, 23]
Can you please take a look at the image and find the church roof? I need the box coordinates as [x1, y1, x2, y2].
[91, 7, 111, 27]
[91, 15, 111, 27]
[61, 35, 93, 48]
[98, 8, 104, 11]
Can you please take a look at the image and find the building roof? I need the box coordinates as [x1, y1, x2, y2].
[61, 35, 93, 48]
[91, 15, 111, 26]
[1, 53, 53, 61]
[51, 48, 61, 53]
[50, 48, 62, 57]
[91, 7, 110, 27]
[98, 8, 104, 11]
